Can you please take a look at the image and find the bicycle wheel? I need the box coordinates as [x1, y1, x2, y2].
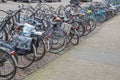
[17, 44, 35, 69]
[93, 13, 106, 25]
[88, 17, 96, 31]
[0, 50, 16, 80]
[73, 20, 85, 37]
[83, 24, 92, 36]
[78, 23, 85, 37]
[21, 7, 33, 19]
[34, 37, 46, 61]
[69, 28, 79, 45]
[78, 18, 91, 36]
[0, 29, 7, 41]
[56, 6, 66, 17]
[49, 30, 67, 53]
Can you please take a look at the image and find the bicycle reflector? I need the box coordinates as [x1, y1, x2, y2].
[81, 14, 85, 16]
[11, 51, 15, 56]
[73, 26, 77, 29]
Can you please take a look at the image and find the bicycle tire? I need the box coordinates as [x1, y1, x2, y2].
[83, 24, 92, 36]
[17, 44, 35, 69]
[69, 28, 79, 45]
[49, 30, 67, 53]
[93, 13, 106, 25]
[74, 20, 85, 37]
[0, 50, 16, 80]
[88, 17, 96, 31]
[0, 29, 7, 41]
[34, 37, 46, 61]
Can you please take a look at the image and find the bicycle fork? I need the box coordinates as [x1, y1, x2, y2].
[44, 34, 51, 52]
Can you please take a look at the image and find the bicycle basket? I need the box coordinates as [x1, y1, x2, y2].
[11, 35, 32, 55]
[61, 22, 72, 35]
[0, 40, 15, 54]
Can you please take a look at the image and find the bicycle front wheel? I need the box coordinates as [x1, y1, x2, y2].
[49, 30, 67, 53]
[34, 37, 46, 61]
[69, 28, 79, 45]
[0, 50, 16, 80]
[93, 14, 106, 25]
[0, 29, 7, 41]
[17, 44, 36, 69]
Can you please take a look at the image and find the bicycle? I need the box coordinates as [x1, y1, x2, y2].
[0, 40, 17, 80]
[0, 8, 36, 69]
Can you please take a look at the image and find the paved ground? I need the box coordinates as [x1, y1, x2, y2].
[0, 0, 120, 80]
